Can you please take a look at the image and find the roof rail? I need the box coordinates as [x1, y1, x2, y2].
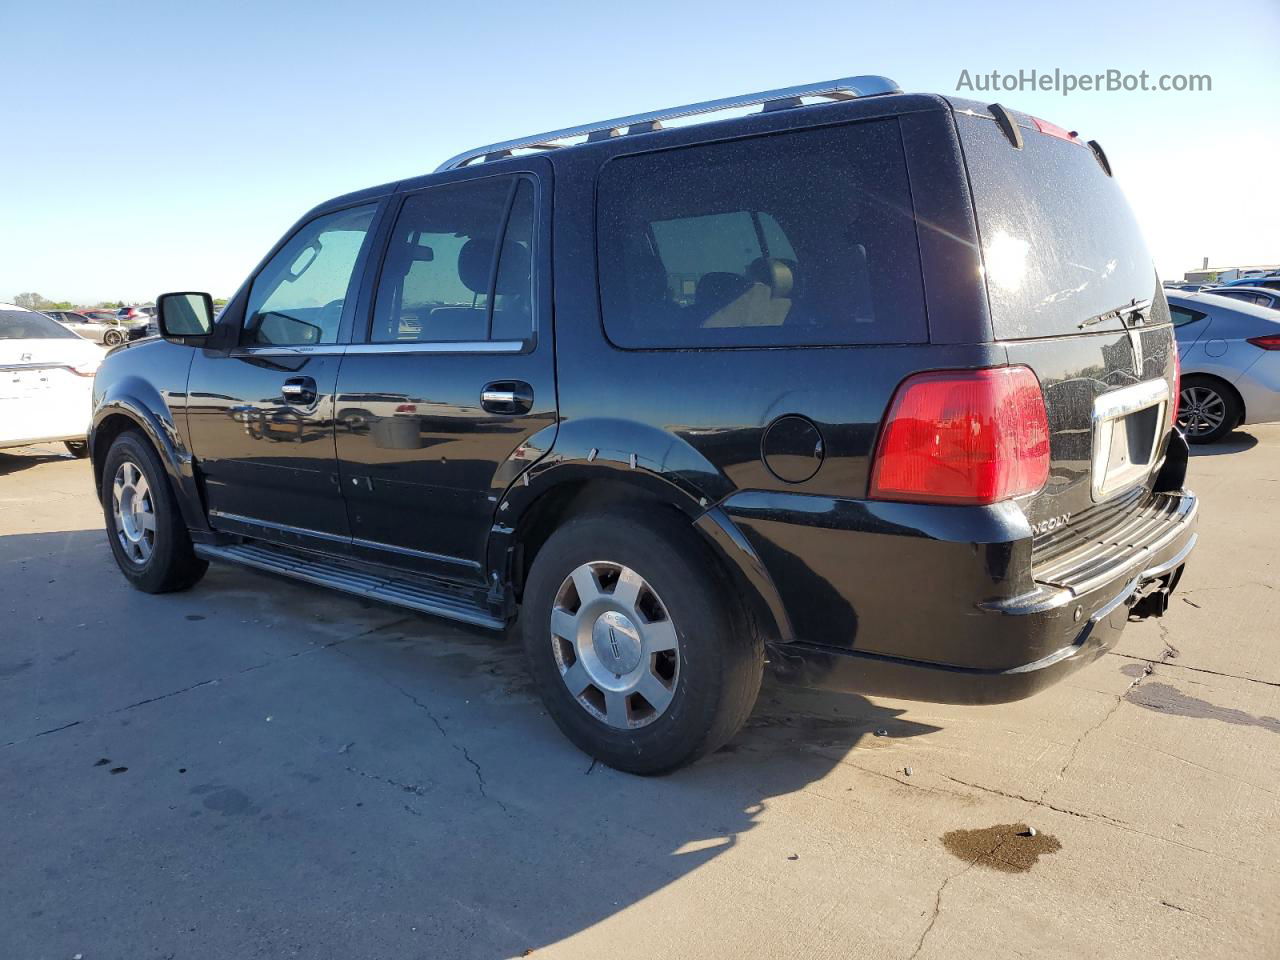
[434, 75, 901, 172]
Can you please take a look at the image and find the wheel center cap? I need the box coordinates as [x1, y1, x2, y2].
[591, 611, 642, 675]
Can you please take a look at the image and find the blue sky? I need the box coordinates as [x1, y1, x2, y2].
[2, 0, 1277, 303]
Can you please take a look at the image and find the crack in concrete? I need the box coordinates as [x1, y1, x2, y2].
[908, 833, 1013, 960]
[940, 776, 1129, 825]
[1, 618, 405, 749]
[1107, 651, 1280, 689]
[1043, 640, 1177, 797]
[344, 764, 430, 797]
[333, 646, 509, 814]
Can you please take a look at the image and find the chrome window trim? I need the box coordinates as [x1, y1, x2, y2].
[229, 340, 525, 358]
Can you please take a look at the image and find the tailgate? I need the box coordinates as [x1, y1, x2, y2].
[955, 103, 1179, 539]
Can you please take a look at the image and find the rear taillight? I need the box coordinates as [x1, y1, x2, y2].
[1247, 335, 1280, 350]
[869, 366, 1050, 505]
[1172, 348, 1181, 423]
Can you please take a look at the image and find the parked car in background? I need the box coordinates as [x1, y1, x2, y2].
[116, 306, 150, 324]
[82, 310, 121, 323]
[1168, 291, 1280, 442]
[1, 302, 102, 457]
[1216, 275, 1280, 291]
[1204, 286, 1280, 312]
[89, 78, 1197, 773]
[45, 310, 147, 346]
[1164, 282, 1208, 292]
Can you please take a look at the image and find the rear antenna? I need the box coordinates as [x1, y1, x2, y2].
[988, 103, 1023, 149]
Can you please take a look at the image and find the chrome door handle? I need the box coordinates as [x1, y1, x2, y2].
[481, 381, 533, 414]
[281, 376, 317, 404]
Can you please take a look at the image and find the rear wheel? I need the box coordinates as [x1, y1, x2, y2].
[1178, 375, 1240, 443]
[101, 431, 208, 592]
[522, 510, 763, 774]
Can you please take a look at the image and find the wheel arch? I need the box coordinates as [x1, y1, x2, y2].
[493, 464, 792, 644]
[90, 385, 212, 536]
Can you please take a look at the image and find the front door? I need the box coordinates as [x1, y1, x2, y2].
[186, 202, 380, 546]
[334, 167, 556, 581]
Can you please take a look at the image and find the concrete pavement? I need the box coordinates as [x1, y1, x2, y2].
[1, 428, 1277, 959]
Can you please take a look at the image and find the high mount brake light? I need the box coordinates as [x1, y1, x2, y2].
[869, 367, 1050, 506]
[1031, 116, 1084, 145]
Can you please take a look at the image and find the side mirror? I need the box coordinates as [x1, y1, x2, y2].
[157, 291, 214, 342]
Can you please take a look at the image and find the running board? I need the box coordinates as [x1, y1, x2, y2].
[194, 542, 505, 630]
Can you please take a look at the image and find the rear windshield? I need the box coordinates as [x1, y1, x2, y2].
[0, 309, 79, 339]
[597, 118, 927, 349]
[957, 113, 1159, 339]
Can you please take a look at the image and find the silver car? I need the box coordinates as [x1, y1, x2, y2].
[44, 310, 146, 347]
[1168, 291, 1280, 442]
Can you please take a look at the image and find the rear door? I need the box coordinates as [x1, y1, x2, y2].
[333, 162, 556, 581]
[955, 109, 1178, 533]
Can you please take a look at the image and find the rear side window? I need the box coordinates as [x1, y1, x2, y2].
[1169, 305, 1205, 327]
[0, 309, 78, 340]
[597, 119, 927, 349]
[370, 176, 535, 345]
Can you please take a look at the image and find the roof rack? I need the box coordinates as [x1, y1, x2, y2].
[434, 75, 901, 172]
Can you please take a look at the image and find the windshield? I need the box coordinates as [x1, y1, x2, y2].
[0, 309, 81, 340]
[957, 112, 1159, 339]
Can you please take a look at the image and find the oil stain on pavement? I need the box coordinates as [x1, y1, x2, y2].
[942, 823, 1062, 873]
[1126, 681, 1280, 734]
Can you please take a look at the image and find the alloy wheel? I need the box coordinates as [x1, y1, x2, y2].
[549, 561, 679, 729]
[112, 461, 156, 564]
[1178, 385, 1226, 438]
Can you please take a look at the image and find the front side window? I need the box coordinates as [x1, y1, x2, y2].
[243, 204, 377, 346]
[370, 176, 535, 344]
[597, 119, 926, 349]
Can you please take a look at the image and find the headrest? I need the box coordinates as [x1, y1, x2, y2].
[747, 257, 794, 297]
[494, 239, 531, 297]
[457, 237, 495, 294]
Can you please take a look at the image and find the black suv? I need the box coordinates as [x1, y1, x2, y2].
[90, 76, 1198, 773]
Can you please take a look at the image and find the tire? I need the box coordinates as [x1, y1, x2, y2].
[64, 439, 89, 458]
[1178, 375, 1241, 444]
[101, 430, 208, 593]
[521, 509, 763, 774]
[103, 329, 124, 346]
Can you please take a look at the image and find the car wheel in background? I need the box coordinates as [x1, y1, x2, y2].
[1178, 375, 1241, 444]
[103, 328, 124, 346]
[101, 430, 208, 592]
[521, 509, 764, 775]
[64, 439, 89, 458]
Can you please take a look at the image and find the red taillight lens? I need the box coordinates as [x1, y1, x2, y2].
[869, 367, 1050, 505]
[1171, 348, 1181, 423]
[1247, 335, 1280, 350]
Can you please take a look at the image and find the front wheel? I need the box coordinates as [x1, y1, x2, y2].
[522, 510, 763, 774]
[103, 329, 124, 346]
[1178, 375, 1241, 443]
[101, 431, 208, 593]
[64, 439, 89, 458]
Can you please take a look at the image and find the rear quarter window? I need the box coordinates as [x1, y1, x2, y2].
[596, 119, 927, 349]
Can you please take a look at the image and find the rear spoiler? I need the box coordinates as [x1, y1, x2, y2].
[986, 102, 1114, 176]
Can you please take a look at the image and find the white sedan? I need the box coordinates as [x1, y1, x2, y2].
[1, 301, 103, 457]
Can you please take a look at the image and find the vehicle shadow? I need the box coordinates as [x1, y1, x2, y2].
[1188, 430, 1259, 456]
[334, 612, 942, 956]
[0, 527, 943, 957]
[0, 447, 77, 476]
